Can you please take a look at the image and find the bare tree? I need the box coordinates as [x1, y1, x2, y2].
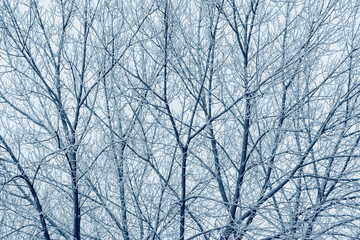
[1, 0, 360, 239]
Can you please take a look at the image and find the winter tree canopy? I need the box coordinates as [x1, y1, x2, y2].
[1, 0, 360, 239]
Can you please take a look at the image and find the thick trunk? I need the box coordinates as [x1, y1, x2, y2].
[221, 96, 251, 240]
[69, 152, 81, 240]
[118, 148, 130, 240]
[180, 149, 188, 240]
